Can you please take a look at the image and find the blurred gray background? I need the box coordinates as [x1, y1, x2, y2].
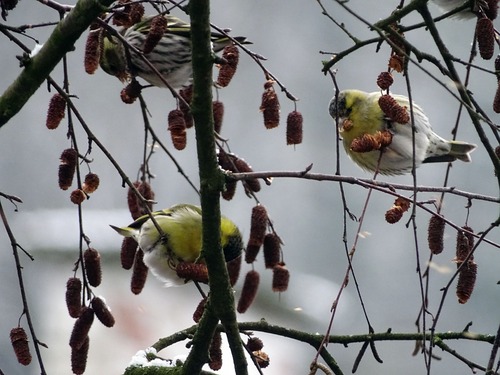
[1, 1, 499, 374]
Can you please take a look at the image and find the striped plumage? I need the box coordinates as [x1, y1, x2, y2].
[100, 15, 248, 89]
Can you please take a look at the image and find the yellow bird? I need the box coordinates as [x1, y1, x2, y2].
[328, 90, 476, 175]
[111, 204, 243, 286]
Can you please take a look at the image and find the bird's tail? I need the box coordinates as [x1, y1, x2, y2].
[110, 225, 135, 238]
[449, 141, 477, 162]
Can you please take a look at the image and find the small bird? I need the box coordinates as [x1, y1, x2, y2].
[100, 15, 248, 89]
[328, 90, 476, 175]
[110, 204, 243, 286]
[431, 0, 489, 19]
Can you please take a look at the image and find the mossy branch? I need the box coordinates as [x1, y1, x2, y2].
[0, 0, 112, 128]
[181, 0, 248, 374]
[152, 320, 496, 375]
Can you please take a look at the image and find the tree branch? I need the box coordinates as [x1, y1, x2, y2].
[181, 0, 248, 374]
[0, 0, 113, 128]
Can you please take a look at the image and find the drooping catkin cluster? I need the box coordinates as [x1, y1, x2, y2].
[213, 100, 224, 134]
[455, 226, 477, 304]
[237, 205, 289, 313]
[111, 0, 145, 27]
[84, 248, 102, 287]
[64, 245, 115, 373]
[120, 80, 143, 104]
[84, 23, 102, 75]
[258, 80, 304, 144]
[175, 262, 209, 284]
[10, 327, 31, 366]
[58, 148, 78, 191]
[143, 15, 168, 54]
[476, 17, 495, 60]
[385, 197, 411, 224]
[168, 109, 187, 150]
[208, 331, 223, 370]
[69, 306, 93, 374]
[121, 236, 138, 270]
[162, 43, 241, 149]
[217, 149, 261, 200]
[122, 180, 156, 294]
[237, 269, 260, 313]
[46, 93, 66, 129]
[246, 335, 270, 369]
[217, 43, 239, 87]
[286, 110, 303, 145]
[260, 80, 280, 129]
[131, 248, 149, 294]
[385, 23, 406, 73]
[376, 71, 394, 91]
[179, 85, 194, 128]
[378, 94, 410, 123]
[57, 147, 101, 205]
[66, 277, 83, 318]
[127, 180, 155, 220]
[427, 215, 446, 255]
[350, 130, 393, 153]
[82, 173, 100, 194]
[475, 0, 498, 61]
